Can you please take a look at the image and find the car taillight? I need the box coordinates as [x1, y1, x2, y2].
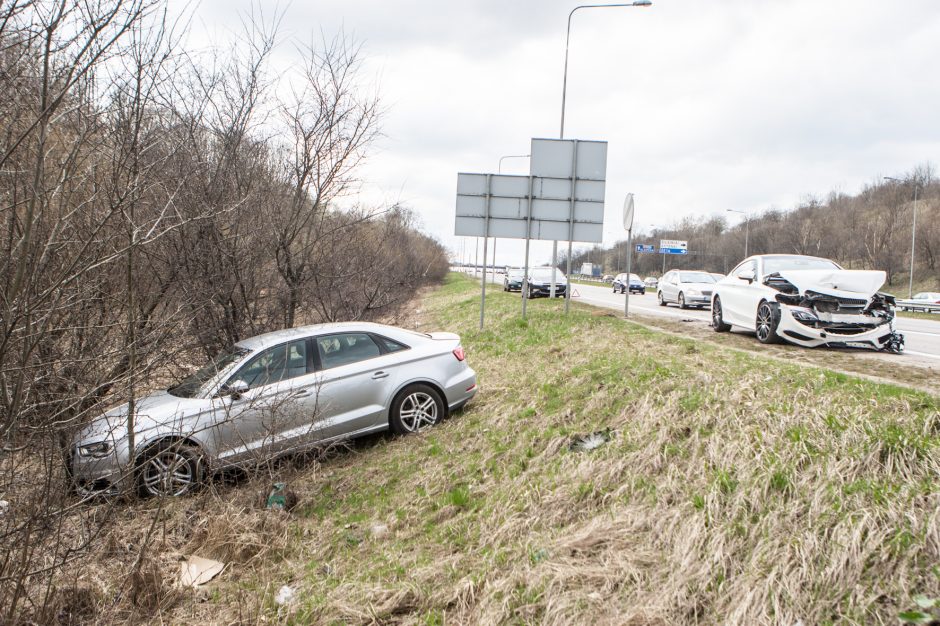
[453, 346, 466, 361]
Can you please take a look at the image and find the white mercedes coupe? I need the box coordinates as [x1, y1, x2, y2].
[711, 254, 904, 352]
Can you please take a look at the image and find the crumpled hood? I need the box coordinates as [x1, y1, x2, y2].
[74, 390, 201, 446]
[775, 269, 886, 299]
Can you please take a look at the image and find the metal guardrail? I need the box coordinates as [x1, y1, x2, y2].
[897, 302, 940, 313]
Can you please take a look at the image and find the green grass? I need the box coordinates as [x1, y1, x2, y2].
[134, 272, 940, 624]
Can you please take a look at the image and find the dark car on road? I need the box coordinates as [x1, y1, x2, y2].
[612, 273, 645, 295]
[503, 269, 524, 292]
[525, 267, 567, 298]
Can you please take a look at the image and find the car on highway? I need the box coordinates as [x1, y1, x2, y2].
[895, 292, 940, 313]
[525, 267, 567, 298]
[69, 322, 477, 498]
[602, 274, 614, 283]
[503, 268, 524, 292]
[644, 276, 659, 289]
[657, 270, 717, 309]
[710, 254, 904, 352]
[612, 273, 645, 294]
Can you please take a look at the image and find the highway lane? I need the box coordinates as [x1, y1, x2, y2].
[469, 269, 940, 363]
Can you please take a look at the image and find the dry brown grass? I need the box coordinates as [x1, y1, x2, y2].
[15, 273, 940, 624]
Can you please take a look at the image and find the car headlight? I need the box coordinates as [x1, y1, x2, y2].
[790, 307, 818, 322]
[686, 289, 701, 296]
[78, 441, 113, 458]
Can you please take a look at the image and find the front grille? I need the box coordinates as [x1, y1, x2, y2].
[701, 290, 712, 297]
[806, 290, 868, 313]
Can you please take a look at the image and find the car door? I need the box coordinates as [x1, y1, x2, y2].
[309, 332, 400, 441]
[660, 271, 676, 302]
[721, 259, 758, 327]
[211, 339, 314, 464]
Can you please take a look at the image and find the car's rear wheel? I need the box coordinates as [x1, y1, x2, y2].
[658, 291, 667, 306]
[755, 301, 782, 344]
[712, 296, 731, 332]
[390, 384, 444, 435]
[678, 292, 687, 309]
[138, 441, 203, 498]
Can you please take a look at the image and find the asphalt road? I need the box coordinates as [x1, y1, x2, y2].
[469, 270, 940, 365]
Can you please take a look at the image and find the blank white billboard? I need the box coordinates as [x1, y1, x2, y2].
[454, 138, 608, 243]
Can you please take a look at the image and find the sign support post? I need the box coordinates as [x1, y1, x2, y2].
[564, 139, 579, 313]
[522, 175, 534, 318]
[479, 174, 491, 329]
[622, 193, 635, 318]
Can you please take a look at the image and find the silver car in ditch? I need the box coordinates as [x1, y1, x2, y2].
[69, 322, 477, 497]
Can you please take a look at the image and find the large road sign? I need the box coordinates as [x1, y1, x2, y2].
[659, 239, 688, 255]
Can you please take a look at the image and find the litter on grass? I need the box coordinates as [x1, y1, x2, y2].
[179, 556, 225, 587]
[569, 429, 614, 452]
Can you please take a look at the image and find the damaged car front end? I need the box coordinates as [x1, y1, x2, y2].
[712, 255, 905, 353]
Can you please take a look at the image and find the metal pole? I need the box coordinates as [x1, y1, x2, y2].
[564, 140, 579, 313]
[910, 184, 918, 299]
[624, 229, 633, 317]
[556, 2, 651, 309]
[522, 175, 534, 318]
[744, 217, 750, 257]
[479, 174, 492, 329]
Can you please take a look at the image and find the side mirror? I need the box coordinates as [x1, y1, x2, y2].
[223, 379, 249, 400]
[738, 269, 756, 283]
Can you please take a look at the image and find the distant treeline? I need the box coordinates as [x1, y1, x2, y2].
[568, 167, 938, 287]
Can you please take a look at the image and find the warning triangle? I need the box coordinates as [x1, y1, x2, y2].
[572, 289, 581, 298]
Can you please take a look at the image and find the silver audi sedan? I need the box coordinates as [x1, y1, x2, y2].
[69, 322, 477, 497]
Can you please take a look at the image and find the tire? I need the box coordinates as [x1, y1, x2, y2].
[390, 384, 444, 435]
[712, 296, 731, 332]
[678, 293, 687, 309]
[755, 301, 782, 344]
[658, 291, 667, 306]
[137, 440, 203, 498]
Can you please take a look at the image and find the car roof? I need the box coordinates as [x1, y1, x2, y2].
[235, 322, 408, 352]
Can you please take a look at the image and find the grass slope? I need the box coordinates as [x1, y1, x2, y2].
[80, 273, 940, 624]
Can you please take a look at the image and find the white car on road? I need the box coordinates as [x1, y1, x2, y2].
[657, 270, 718, 309]
[711, 254, 904, 352]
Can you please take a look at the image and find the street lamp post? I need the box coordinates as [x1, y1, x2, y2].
[885, 176, 921, 298]
[726, 209, 750, 257]
[555, 0, 652, 311]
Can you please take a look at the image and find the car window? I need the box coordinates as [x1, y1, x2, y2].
[762, 256, 840, 274]
[679, 272, 716, 283]
[375, 335, 410, 353]
[317, 333, 382, 369]
[731, 260, 756, 278]
[229, 339, 308, 390]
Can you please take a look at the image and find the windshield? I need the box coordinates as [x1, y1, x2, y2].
[630, 274, 641, 282]
[168, 346, 250, 398]
[763, 256, 841, 274]
[679, 272, 716, 284]
[531, 269, 566, 281]
[507, 270, 524, 279]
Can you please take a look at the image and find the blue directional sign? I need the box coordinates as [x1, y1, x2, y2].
[635, 244, 655, 253]
[659, 239, 688, 255]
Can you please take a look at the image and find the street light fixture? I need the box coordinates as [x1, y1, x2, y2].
[726, 208, 751, 258]
[884, 176, 921, 299]
[554, 0, 653, 310]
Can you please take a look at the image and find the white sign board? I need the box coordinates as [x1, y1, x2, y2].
[659, 239, 688, 254]
[454, 138, 608, 243]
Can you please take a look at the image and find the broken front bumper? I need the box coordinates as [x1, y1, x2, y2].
[776, 306, 904, 352]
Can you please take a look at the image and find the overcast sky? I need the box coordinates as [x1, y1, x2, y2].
[175, 0, 940, 267]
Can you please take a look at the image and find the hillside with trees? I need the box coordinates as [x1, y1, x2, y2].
[569, 168, 938, 290]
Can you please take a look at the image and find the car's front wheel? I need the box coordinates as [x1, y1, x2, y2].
[678, 292, 687, 309]
[712, 296, 731, 332]
[755, 301, 782, 344]
[138, 441, 203, 498]
[658, 291, 667, 306]
[390, 384, 444, 435]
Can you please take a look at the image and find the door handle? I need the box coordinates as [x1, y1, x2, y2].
[291, 390, 313, 398]
[371, 371, 389, 380]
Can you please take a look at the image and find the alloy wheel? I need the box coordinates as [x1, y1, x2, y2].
[756, 303, 774, 342]
[398, 391, 439, 432]
[141, 449, 195, 497]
